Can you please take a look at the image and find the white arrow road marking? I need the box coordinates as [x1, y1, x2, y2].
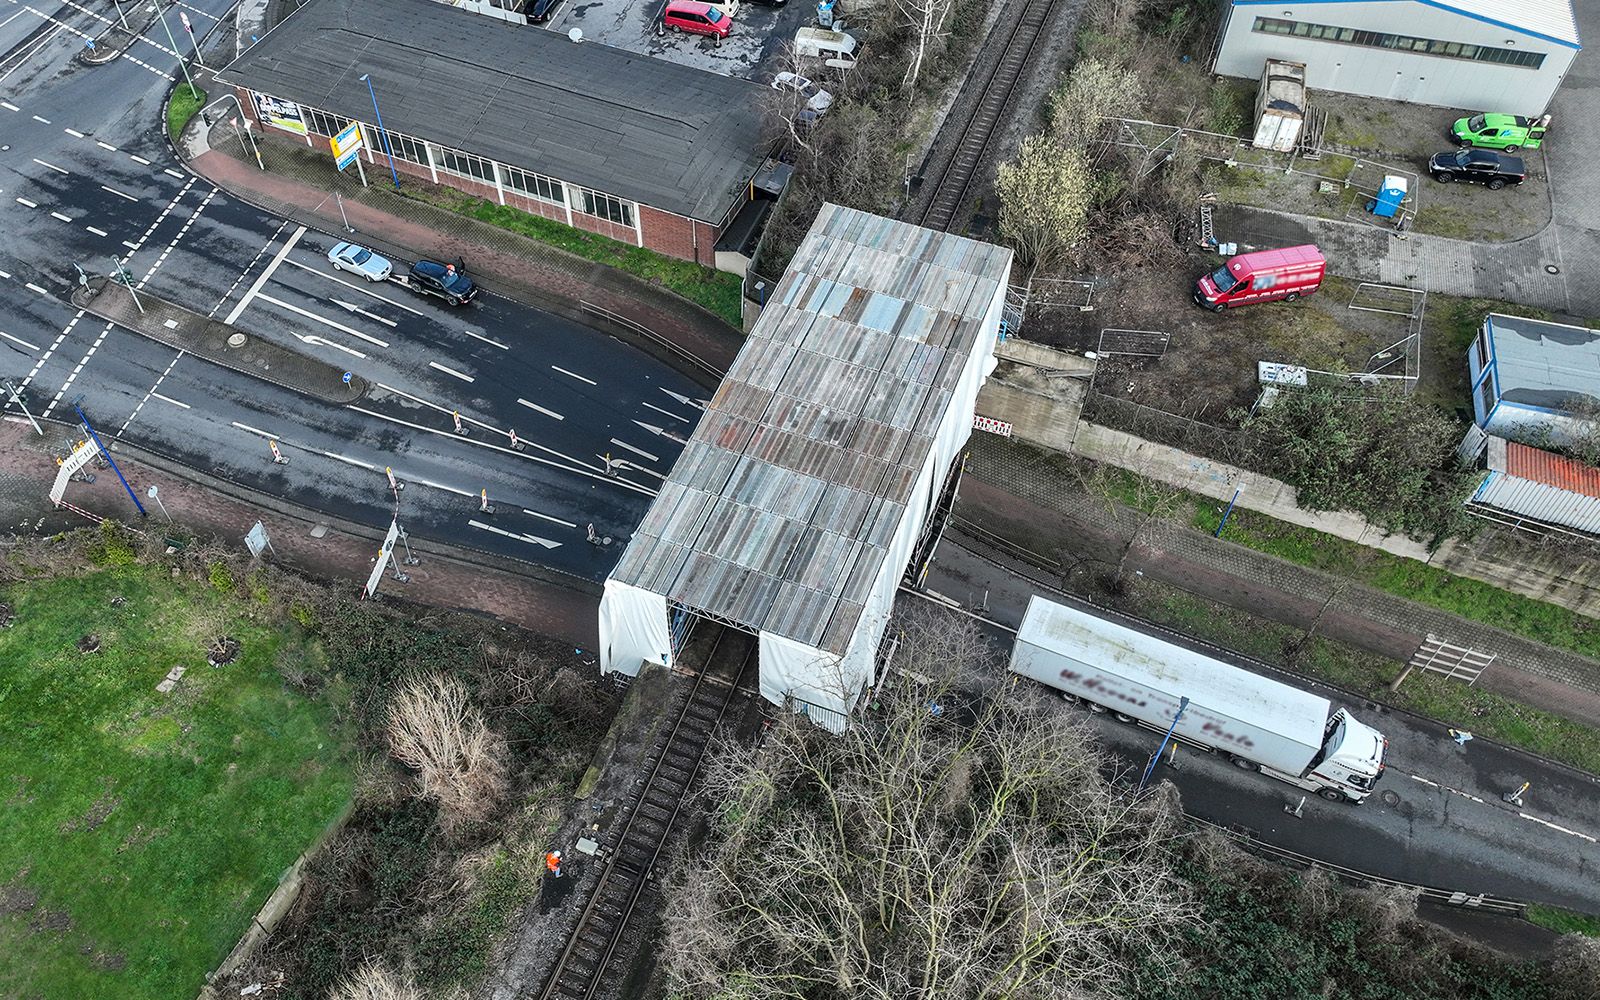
[330, 298, 398, 327]
[611, 437, 658, 463]
[469, 519, 562, 549]
[429, 360, 474, 382]
[516, 397, 564, 421]
[632, 420, 686, 445]
[258, 292, 390, 347]
[523, 508, 578, 528]
[642, 401, 691, 423]
[552, 365, 596, 385]
[660, 388, 708, 410]
[292, 331, 367, 359]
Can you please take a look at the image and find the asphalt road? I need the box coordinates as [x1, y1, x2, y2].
[0, 2, 701, 580]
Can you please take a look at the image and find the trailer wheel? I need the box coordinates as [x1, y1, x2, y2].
[1230, 755, 1259, 772]
[1318, 788, 1345, 802]
[1112, 711, 1136, 724]
[1086, 702, 1108, 714]
[1283, 291, 1300, 302]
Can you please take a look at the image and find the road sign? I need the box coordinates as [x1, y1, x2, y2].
[244, 520, 274, 558]
[331, 121, 364, 171]
[343, 371, 352, 384]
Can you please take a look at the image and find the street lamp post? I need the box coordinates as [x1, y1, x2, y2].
[359, 73, 401, 191]
[1139, 696, 1190, 791]
[110, 0, 130, 30]
[154, 3, 200, 100]
[179, 11, 205, 69]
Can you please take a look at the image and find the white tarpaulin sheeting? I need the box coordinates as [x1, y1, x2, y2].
[599, 579, 672, 675]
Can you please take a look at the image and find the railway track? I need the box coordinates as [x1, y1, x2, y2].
[537, 626, 756, 1000]
[914, 0, 1061, 232]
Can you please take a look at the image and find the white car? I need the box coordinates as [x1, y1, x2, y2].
[771, 72, 834, 122]
[328, 242, 393, 282]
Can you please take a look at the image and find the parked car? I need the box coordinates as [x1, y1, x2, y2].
[771, 72, 834, 124]
[327, 242, 392, 282]
[407, 260, 477, 305]
[527, 0, 562, 22]
[660, 0, 732, 43]
[1428, 148, 1526, 189]
[1452, 113, 1548, 152]
[744, 0, 786, 7]
[1193, 245, 1325, 312]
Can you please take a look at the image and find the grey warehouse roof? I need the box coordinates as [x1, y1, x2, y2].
[218, 0, 769, 222]
[1443, 0, 1579, 47]
[1484, 313, 1600, 410]
[610, 204, 1013, 654]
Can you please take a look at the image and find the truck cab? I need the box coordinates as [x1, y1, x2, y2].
[1303, 709, 1387, 802]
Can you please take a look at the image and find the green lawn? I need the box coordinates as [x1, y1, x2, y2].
[0, 564, 353, 1000]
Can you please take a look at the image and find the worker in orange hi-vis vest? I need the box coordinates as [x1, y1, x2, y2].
[546, 851, 562, 878]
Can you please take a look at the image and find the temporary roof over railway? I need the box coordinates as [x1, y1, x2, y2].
[217, 0, 768, 222]
[600, 204, 1013, 721]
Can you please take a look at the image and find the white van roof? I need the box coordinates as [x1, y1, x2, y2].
[796, 27, 857, 52]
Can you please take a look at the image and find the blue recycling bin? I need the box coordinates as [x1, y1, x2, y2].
[1370, 175, 1407, 218]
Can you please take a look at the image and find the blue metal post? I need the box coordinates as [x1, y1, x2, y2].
[1215, 487, 1241, 537]
[360, 73, 401, 191]
[74, 403, 146, 516]
[1139, 696, 1189, 790]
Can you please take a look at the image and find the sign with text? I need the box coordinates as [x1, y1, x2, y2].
[1257, 361, 1308, 386]
[252, 91, 307, 136]
[331, 121, 364, 170]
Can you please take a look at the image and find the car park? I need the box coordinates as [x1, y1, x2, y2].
[1428, 148, 1526, 189]
[1451, 113, 1548, 152]
[327, 242, 393, 282]
[407, 260, 477, 305]
[660, 0, 732, 43]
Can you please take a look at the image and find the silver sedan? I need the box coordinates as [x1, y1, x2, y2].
[327, 242, 393, 281]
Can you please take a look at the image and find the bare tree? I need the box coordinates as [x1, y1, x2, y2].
[385, 673, 508, 834]
[1049, 58, 1146, 156]
[661, 606, 1198, 1000]
[897, 0, 955, 88]
[995, 137, 1093, 268]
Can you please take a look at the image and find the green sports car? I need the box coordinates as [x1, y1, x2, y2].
[1451, 113, 1549, 152]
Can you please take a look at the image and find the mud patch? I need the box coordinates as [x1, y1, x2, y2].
[0, 868, 39, 916]
[59, 781, 120, 835]
[28, 907, 73, 934]
[77, 632, 101, 654]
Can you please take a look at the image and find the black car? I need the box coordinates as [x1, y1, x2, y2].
[744, 0, 787, 6]
[1428, 148, 1526, 190]
[527, 0, 562, 22]
[407, 260, 477, 305]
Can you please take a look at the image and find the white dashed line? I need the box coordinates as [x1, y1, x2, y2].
[64, 128, 84, 137]
[25, 283, 49, 295]
[51, 211, 71, 222]
[230, 421, 283, 440]
[130, 155, 151, 165]
[0, 332, 41, 351]
[1519, 814, 1598, 843]
[32, 158, 66, 174]
[85, 226, 107, 237]
[321, 452, 376, 471]
[15, 197, 36, 208]
[96, 140, 116, 151]
[32, 114, 50, 124]
[523, 508, 577, 528]
[516, 397, 564, 421]
[610, 438, 659, 463]
[0, 102, 18, 111]
[101, 185, 137, 202]
[164, 169, 184, 179]
[429, 360, 474, 382]
[407, 476, 473, 497]
[462, 329, 508, 349]
[552, 365, 596, 385]
[150, 392, 189, 409]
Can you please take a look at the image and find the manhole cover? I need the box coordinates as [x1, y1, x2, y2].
[1546, 264, 1561, 274]
[256, 359, 267, 367]
[1381, 789, 1400, 807]
[227, 333, 247, 348]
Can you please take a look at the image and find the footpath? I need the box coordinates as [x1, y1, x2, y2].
[7, 89, 1600, 737]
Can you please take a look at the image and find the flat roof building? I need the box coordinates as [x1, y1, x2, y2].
[217, 0, 770, 265]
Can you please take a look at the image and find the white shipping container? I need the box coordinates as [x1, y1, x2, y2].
[1253, 59, 1306, 152]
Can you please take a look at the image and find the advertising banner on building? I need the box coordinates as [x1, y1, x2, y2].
[331, 121, 364, 169]
[252, 92, 307, 135]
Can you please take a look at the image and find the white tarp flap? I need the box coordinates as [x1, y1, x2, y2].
[599, 579, 671, 677]
[760, 631, 858, 722]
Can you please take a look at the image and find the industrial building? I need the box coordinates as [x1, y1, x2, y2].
[1212, 0, 1579, 113]
[599, 205, 1014, 726]
[216, 0, 770, 266]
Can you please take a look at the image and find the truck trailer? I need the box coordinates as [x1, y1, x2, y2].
[1010, 596, 1388, 802]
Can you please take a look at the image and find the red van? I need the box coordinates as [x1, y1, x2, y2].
[661, 0, 732, 43]
[1193, 245, 1325, 311]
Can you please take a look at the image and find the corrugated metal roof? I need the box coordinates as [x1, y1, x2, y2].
[1437, 0, 1580, 47]
[216, 0, 768, 222]
[1483, 313, 1600, 412]
[610, 204, 1012, 652]
[1472, 436, 1600, 535]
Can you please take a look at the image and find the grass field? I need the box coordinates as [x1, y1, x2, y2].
[0, 562, 353, 1000]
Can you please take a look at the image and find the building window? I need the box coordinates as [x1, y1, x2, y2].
[502, 165, 565, 204]
[575, 186, 634, 227]
[1475, 334, 1489, 371]
[1480, 375, 1496, 419]
[1252, 17, 1546, 70]
[435, 146, 495, 184]
[303, 106, 354, 139]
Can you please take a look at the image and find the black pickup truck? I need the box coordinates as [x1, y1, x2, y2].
[1428, 149, 1526, 189]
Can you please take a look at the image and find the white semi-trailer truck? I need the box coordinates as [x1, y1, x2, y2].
[1010, 596, 1388, 803]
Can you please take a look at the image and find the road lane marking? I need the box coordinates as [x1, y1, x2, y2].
[63, 128, 84, 137]
[226, 225, 305, 325]
[468, 519, 561, 549]
[0, 102, 16, 111]
[660, 387, 707, 410]
[321, 451, 376, 470]
[516, 397, 564, 421]
[85, 226, 107, 236]
[122, 240, 139, 250]
[406, 475, 473, 497]
[0, 331, 40, 351]
[642, 401, 690, 422]
[330, 298, 398, 327]
[164, 169, 184, 179]
[231, 421, 283, 439]
[286, 258, 426, 314]
[32, 158, 66, 174]
[255, 291, 390, 347]
[130, 155, 151, 165]
[552, 365, 596, 385]
[15, 197, 36, 207]
[150, 392, 190, 409]
[429, 360, 474, 382]
[25, 283, 49, 295]
[610, 438, 658, 463]
[291, 331, 366, 359]
[1517, 814, 1597, 843]
[50, 211, 71, 222]
[95, 140, 116, 151]
[462, 329, 508, 349]
[523, 508, 577, 528]
[101, 185, 137, 202]
[32, 115, 50, 124]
